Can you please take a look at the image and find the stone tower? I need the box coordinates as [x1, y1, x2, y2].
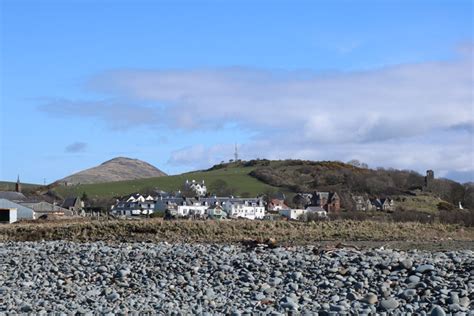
[15, 175, 21, 193]
[424, 170, 434, 191]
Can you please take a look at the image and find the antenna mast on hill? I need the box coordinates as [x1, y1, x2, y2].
[234, 143, 239, 161]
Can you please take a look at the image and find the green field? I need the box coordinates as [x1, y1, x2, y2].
[52, 166, 281, 199]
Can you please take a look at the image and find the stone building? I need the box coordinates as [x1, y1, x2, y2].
[423, 170, 434, 192]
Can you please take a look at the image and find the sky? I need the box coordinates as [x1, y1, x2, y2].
[0, 0, 473, 184]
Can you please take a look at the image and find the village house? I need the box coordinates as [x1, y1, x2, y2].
[207, 204, 227, 219]
[176, 198, 208, 218]
[292, 193, 313, 208]
[353, 195, 371, 211]
[305, 206, 328, 218]
[311, 192, 341, 212]
[369, 198, 395, 211]
[280, 208, 306, 220]
[223, 198, 266, 220]
[61, 196, 84, 214]
[353, 195, 395, 212]
[184, 179, 207, 197]
[267, 198, 289, 212]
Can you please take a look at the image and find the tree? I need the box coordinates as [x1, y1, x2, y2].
[208, 179, 235, 196]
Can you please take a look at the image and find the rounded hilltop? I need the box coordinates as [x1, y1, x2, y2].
[57, 157, 167, 185]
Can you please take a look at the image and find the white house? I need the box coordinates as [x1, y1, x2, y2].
[185, 180, 207, 197]
[305, 206, 328, 218]
[177, 200, 208, 218]
[280, 209, 306, 220]
[223, 198, 265, 220]
[0, 198, 34, 223]
[268, 198, 289, 212]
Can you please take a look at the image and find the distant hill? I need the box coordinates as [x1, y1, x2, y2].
[56, 157, 167, 185]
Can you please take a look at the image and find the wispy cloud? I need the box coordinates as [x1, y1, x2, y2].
[65, 141, 87, 153]
[39, 98, 162, 130]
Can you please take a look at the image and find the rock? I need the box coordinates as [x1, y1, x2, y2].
[380, 298, 399, 310]
[106, 292, 120, 302]
[430, 305, 446, 316]
[347, 292, 361, 301]
[407, 275, 421, 283]
[403, 289, 417, 300]
[459, 296, 470, 308]
[416, 264, 435, 274]
[401, 259, 413, 270]
[20, 304, 33, 312]
[361, 293, 378, 305]
[1, 241, 472, 314]
[330, 304, 346, 312]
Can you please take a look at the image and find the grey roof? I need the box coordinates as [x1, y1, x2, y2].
[317, 192, 330, 199]
[306, 206, 326, 212]
[0, 191, 27, 201]
[61, 197, 78, 208]
[19, 201, 70, 213]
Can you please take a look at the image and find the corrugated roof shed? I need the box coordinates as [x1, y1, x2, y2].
[0, 191, 27, 201]
[0, 198, 34, 221]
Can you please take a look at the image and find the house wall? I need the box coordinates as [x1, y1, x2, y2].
[224, 204, 265, 220]
[0, 199, 33, 222]
[280, 209, 306, 220]
[177, 205, 208, 217]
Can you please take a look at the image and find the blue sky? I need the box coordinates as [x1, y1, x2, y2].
[1, 0, 473, 184]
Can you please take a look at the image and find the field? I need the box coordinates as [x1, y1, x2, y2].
[52, 166, 280, 199]
[1, 219, 472, 250]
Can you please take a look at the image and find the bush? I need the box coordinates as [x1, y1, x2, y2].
[437, 201, 456, 211]
[389, 209, 434, 224]
[439, 209, 474, 227]
[150, 212, 164, 218]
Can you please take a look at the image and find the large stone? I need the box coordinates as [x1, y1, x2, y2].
[430, 305, 446, 316]
[361, 293, 378, 305]
[379, 298, 399, 310]
[416, 264, 435, 274]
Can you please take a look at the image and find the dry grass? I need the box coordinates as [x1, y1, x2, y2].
[0, 219, 472, 244]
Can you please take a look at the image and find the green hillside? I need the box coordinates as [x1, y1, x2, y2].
[0, 181, 42, 192]
[52, 165, 280, 199]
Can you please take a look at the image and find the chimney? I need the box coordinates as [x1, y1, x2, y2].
[15, 175, 21, 193]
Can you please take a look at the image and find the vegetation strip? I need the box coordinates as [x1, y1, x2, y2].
[1, 219, 472, 244]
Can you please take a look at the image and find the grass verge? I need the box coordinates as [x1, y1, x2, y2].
[0, 219, 472, 246]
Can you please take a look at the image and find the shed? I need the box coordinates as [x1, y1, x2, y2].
[0, 198, 34, 223]
[19, 201, 73, 219]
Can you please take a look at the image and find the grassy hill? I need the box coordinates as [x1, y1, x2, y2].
[0, 181, 42, 192]
[52, 164, 281, 199]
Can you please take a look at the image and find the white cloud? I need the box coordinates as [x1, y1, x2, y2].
[40, 45, 474, 180]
